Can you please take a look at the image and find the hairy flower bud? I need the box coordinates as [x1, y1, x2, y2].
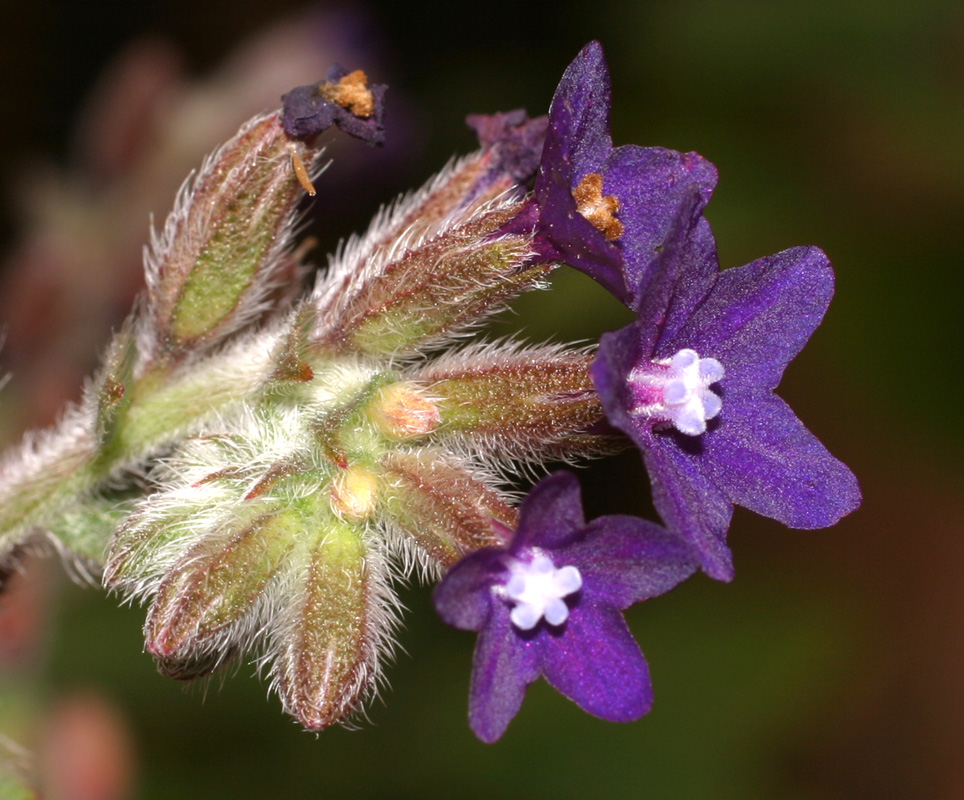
[269, 518, 396, 731]
[140, 112, 322, 364]
[416, 342, 610, 460]
[381, 449, 515, 574]
[143, 506, 298, 671]
[312, 203, 550, 358]
[367, 382, 440, 440]
[329, 465, 380, 521]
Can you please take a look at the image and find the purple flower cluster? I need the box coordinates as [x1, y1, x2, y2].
[435, 42, 860, 741]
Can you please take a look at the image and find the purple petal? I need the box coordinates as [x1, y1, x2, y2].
[635, 212, 720, 352]
[533, 43, 627, 301]
[661, 246, 834, 389]
[514, 471, 587, 550]
[602, 147, 717, 310]
[433, 549, 505, 631]
[541, 604, 652, 722]
[545, 41, 613, 179]
[469, 607, 541, 743]
[559, 515, 699, 609]
[640, 430, 735, 581]
[703, 390, 861, 529]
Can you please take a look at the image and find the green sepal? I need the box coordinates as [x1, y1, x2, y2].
[381, 448, 515, 571]
[144, 505, 299, 670]
[421, 350, 607, 457]
[148, 115, 320, 360]
[315, 206, 550, 358]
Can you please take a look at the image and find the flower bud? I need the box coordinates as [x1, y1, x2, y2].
[270, 518, 396, 731]
[143, 506, 299, 670]
[417, 344, 611, 459]
[141, 112, 321, 364]
[329, 465, 380, 521]
[381, 449, 515, 573]
[310, 109, 546, 307]
[367, 382, 440, 440]
[312, 203, 552, 358]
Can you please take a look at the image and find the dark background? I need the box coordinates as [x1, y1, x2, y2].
[0, 1, 961, 798]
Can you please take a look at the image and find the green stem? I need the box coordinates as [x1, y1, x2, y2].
[0, 334, 279, 552]
[0, 332, 385, 557]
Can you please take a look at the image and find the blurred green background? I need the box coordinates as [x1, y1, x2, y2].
[0, 0, 961, 797]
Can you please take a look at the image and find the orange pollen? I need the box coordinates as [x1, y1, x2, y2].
[318, 70, 375, 118]
[572, 173, 624, 241]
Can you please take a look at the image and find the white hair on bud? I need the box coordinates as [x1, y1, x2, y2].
[262, 521, 403, 731]
[310, 149, 537, 356]
[138, 113, 327, 368]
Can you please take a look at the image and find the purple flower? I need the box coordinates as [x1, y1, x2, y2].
[591, 198, 862, 581]
[434, 471, 697, 743]
[531, 42, 717, 308]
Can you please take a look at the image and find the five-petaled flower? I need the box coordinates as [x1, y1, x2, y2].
[591, 205, 862, 580]
[434, 471, 698, 742]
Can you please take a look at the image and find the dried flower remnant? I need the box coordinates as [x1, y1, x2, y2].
[319, 69, 376, 117]
[282, 65, 387, 145]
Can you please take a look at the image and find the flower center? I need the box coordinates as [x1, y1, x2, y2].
[628, 348, 724, 436]
[504, 553, 582, 630]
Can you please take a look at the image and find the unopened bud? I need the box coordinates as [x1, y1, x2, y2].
[368, 382, 440, 439]
[141, 112, 322, 364]
[381, 449, 515, 572]
[313, 205, 550, 358]
[271, 519, 394, 730]
[144, 507, 298, 670]
[330, 465, 380, 521]
[417, 344, 611, 459]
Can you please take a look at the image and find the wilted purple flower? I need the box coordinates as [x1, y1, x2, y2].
[591, 200, 862, 581]
[466, 110, 547, 181]
[434, 471, 697, 742]
[282, 65, 387, 145]
[464, 109, 548, 203]
[530, 41, 717, 308]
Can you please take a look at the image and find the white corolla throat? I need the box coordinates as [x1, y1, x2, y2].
[629, 348, 724, 436]
[504, 553, 582, 630]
